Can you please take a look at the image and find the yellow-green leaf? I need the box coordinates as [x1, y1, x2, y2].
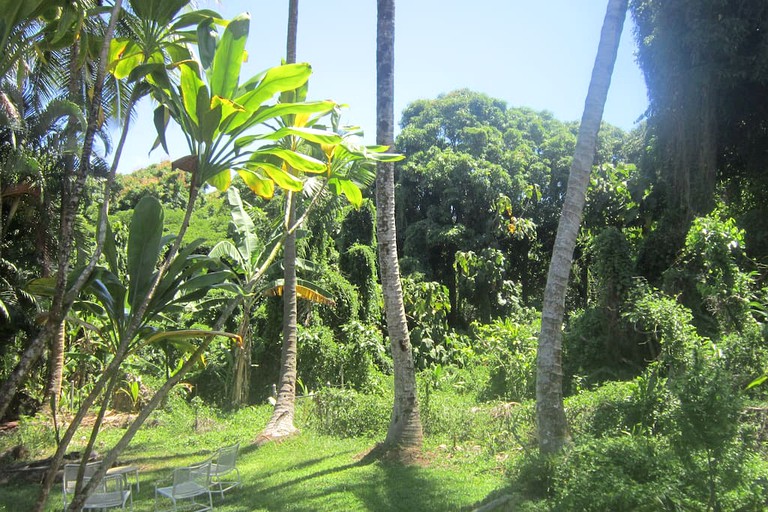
[206, 169, 232, 191]
[251, 147, 325, 173]
[237, 169, 274, 199]
[258, 162, 304, 192]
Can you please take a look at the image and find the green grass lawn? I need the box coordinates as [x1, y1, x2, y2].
[0, 404, 507, 511]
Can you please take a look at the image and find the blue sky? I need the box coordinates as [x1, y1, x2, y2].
[114, 1, 648, 173]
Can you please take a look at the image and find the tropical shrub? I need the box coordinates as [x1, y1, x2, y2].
[296, 322, 387, 392]
[309, 386, 390, 438]
[663, 213, 753, 338]
[473, 317, 539, 402]
[402, 275, 454, 369]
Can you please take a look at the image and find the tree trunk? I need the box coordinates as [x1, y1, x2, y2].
[376, 0, 423, 451]
[536, 0, 627, 455]
[46, 322, 66, 405]
[286, 0, 298, 63]
[231, 310, 252, 406]
[260, 0, 301, 442]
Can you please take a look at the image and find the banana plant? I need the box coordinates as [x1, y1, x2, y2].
[29, 195, 237, 363]
[144, 12, 340, 198]
[209, 187, 337, 405]
[30, 195, 240, 510]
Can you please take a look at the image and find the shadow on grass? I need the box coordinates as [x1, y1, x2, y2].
[223, 447, 477, 512]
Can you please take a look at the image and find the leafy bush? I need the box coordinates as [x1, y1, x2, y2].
[545, 432, 767, 512]
[719, 322, 768, 390]
[297, 322, 387, 392]
[315, 268, 360, 335]
[339, 243, 381, 324]
[309, 386, 390, 438]
[473, 317, 539, 402]
[551, 435, 680, 511]
[402, 275, 455, 369]
[566, 376, 669, 439]
[663, 213, 753, 338]
[623, 283, 701, 373]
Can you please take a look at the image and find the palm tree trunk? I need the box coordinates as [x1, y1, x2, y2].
[46, 322, 66, 405]
[260, 0, 301, 442]
[376, 0, 423, 451]
[261, 212, 300, 439]
[536, 0, 628, 455]
[286, 0, 298, 63]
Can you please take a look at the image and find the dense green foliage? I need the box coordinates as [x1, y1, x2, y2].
[4, 1, 768, 509]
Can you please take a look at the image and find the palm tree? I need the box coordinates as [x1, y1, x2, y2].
[536, 0, 628, 455]
[259, 0, 302, 442]
[376, 0, 423, 451]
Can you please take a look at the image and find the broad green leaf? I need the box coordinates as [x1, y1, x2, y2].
[226, 63, 315, 132]
[251, 147, 325, 173]
[195, 84, 212, 135]
[237, 101, 337, 133]
[153, 105, 170, 154]
[206, 169, 232, 192]
[200, 101, 221, 145]
[180, 62, 204, 129]
[209, 13, 249, 100]
[90, 270, 128, 334]
[197, 18, 218, 71]
[253, 162, 304, 192]
[233, 134, 258, 152]
[26, 276, 56, 297]
[127, 62, 165, 84]
[237, 62, 311, 100]
[336, 178, 363, 208]
[211, 95, 245, 139]
[110, 40, 144, 80]
[129, 0, 190, 25]
[227, 187, 259, 260]
[258, 126, 342, 145]
[145, 329, 242, 349]
[747, 375, 768, 390]
[151, 241, 209, 304]
[165, 43, 192, 64]
[237, 169, 274, 199]
[51, 4, 79, 45]
[103, 216, 119, 276]
[210, 240, 245, 267]
[127, 196, 164, 312]
[177, 271, 232, 296]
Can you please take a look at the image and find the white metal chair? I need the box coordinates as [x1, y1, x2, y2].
[154, 460, 213, 512]
[63, 461, 101, 508]
[208, 443, 241, 498]
[62, 462, 133, 511]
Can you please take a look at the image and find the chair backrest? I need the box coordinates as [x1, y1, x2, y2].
[172, 461, 211, 495]
[63, 461, 101, 495]
[215, 443, 239, 470]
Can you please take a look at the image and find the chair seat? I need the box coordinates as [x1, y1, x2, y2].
[156, 481, 209, 500]
[154, 461, 213, 512]
[84, 489, 131, 509]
